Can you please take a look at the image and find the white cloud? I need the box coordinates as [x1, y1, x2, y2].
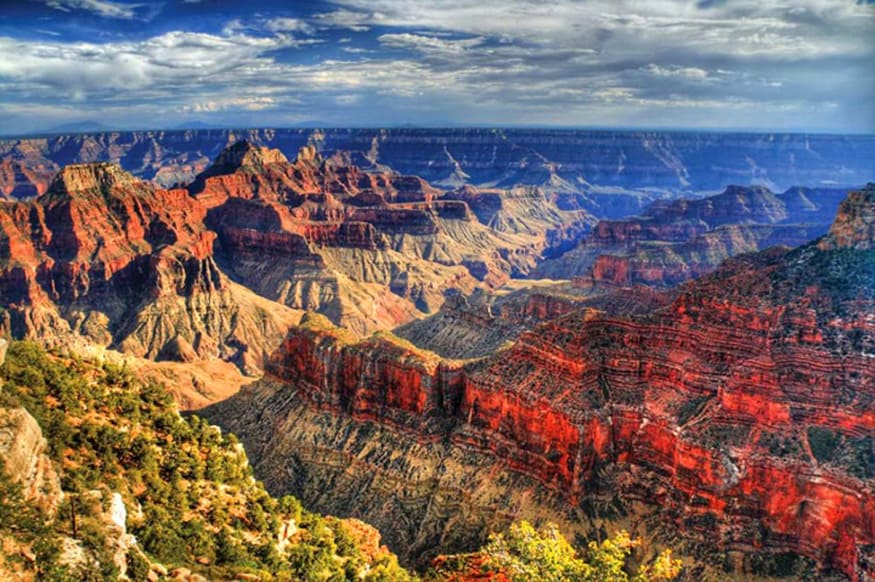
[179, 96, 279, 113]
[264, 17, 315, 35]
[43, 0, 145, 20]
[315, 9, 375, 31]
[324, 0, 872, 58]
[645, 64, 709, 81]
[378, 33, 484, 54]
[0, 30, 299, 97]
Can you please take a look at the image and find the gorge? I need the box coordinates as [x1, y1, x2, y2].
[0, 130, 872, 581]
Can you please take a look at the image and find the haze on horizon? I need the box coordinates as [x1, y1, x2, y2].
[0, 0, 873, 136]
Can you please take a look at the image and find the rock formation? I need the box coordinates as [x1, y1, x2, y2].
[205, 185, 875, 580]
[2, 129, 872, 200]
[0, 340, 62, 518]
[820, 186, 875, 250]
[536, 184, 851, 287]
[0, 141, 590, 380]
[0, 159, 303, 378]
[190, 141, 588, 334]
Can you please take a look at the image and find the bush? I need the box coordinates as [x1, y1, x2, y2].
[481, 521, 681, 582]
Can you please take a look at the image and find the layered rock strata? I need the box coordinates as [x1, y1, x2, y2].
[206, 186, 875, 580]
[537, 185, 851, 287]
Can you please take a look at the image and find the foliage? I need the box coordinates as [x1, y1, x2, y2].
[1, 342, 681, 582]
[0, 341, 412, 581]
[478, 521, 682, 582]
[808, 427, 875, 479]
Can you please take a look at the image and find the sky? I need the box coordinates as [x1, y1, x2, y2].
[0, 0, 873, 134]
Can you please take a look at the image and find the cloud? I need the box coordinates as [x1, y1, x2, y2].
[645, 64, 709, 81]
[179, 96, 279, 113]
[3, 0, 873, 133]
[223, 17, 314, 37]
[378, 33, 484, 54]
[326, 0, 872, 58]
[0, 30, 299, 98]
[315, 9, 375, 31]
[42, 0, 146, 20]
[264, 17, 315, 35]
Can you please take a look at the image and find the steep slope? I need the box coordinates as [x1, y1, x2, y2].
[194, 142, 586, 334]
[535, 184, 850, 286]
[0, 341, 412, 580]
[0, 161, 303, 377]
[444, 185, 593, 257]
[393, 282, 668, 360]
[820, 186, 875, 250]
[206, 185, 875, 580]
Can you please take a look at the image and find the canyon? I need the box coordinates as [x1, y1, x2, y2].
[205, 186, 875, 580]
[0, 140, 590, 383]
[0, 131, 872, 580]
[536, 184, 851, 287]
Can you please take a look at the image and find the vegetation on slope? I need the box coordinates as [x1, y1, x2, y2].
[0, 341, 682, 581]
[0, 341, 411, 581]
[427, 521, 681, 582]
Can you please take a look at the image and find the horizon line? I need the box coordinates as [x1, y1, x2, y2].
[3, 125, 875, 140]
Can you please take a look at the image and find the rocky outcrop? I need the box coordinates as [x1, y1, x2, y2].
[191, 142, 587, 333]
[394, 287, 598, 360]
[445, 185, 593, 257]
[189, 139, 440, 212]
[536, 184, 851, 286]
[0, 341, 62, 515]
[2, 129, 873, 199]
[0, 160, 303, 377]
[820, 183, 875, 250]
[206, 189, 875, 580]
[0, 406, 62, 515]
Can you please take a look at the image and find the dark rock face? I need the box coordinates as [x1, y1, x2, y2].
[205, 188, 875, 581]
[2, 129, 873, 201]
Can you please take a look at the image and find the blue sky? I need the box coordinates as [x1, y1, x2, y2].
[0, 0, 873, 134]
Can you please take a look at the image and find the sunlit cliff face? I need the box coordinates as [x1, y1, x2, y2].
[204, 187, 875, 580]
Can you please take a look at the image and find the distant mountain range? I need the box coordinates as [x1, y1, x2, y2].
[1, 128, 873, 201]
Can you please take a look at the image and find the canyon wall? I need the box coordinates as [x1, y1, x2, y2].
[0, 141, 591, 375]
[206, 185, 875, 580]
[536, 184, 851, 287]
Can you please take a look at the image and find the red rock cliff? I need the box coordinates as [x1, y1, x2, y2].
[250, 187, 875, 580]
